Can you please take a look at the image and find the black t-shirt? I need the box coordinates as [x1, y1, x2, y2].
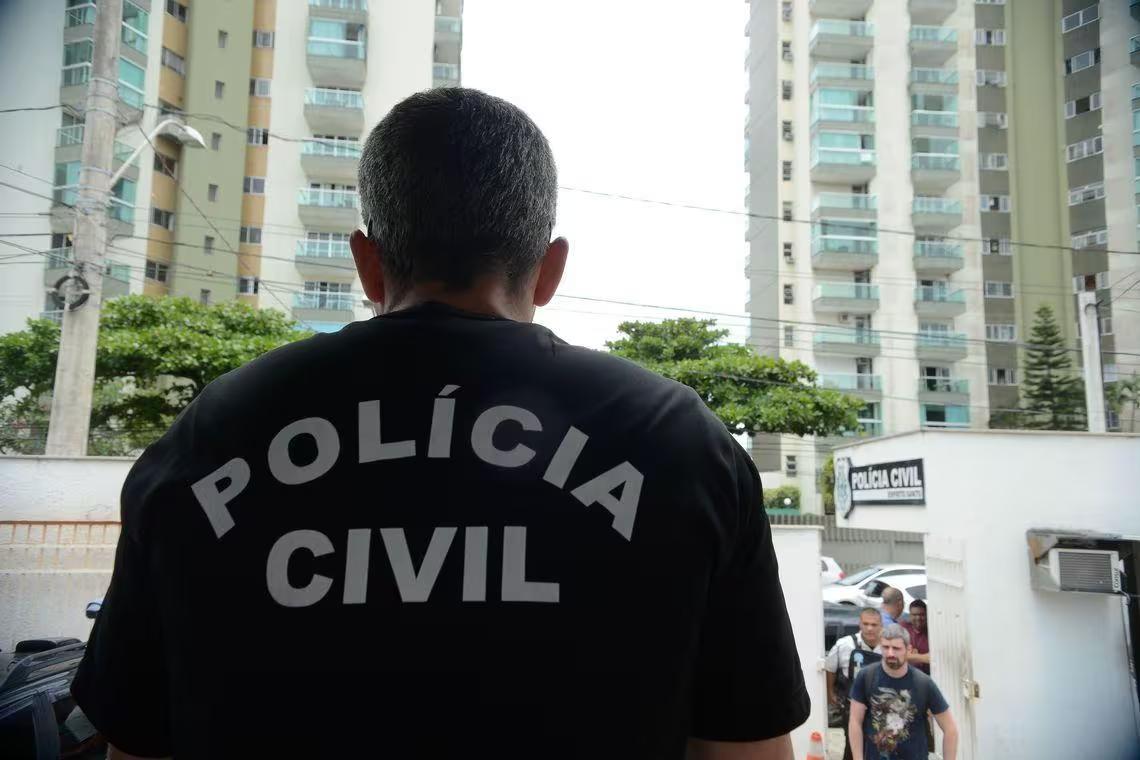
[71, 303, 809, 759]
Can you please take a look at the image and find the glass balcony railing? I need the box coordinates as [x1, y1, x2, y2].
[815, 283, 879, 300]
[297, 188, 360, 208]
[917, 331, 968, 349]
[913, 196, 962, 214]
[813, 147, 876, 167]
[820, 373, 883, 392]
[306, 39, 365, 59]
[309, 0, 367, 9]
[108, 197, 134, 223]
[910, 68, 958, 85]
[812, 105, 875, 124]
[851, 421, 884, 437]
[915, 287, 966, 303]
[811, 63, 874, 82]
[436, 15, 462, 34]
[1131, 35, 1140, 53]
[296, 239, 352, 259]
[294, 292, 356, 311]
[912, 153, 960, 171]
[305, 87, 364, 109]
[301, 140, 362, 158]
[433, 62, 460, 83]
[912, 110, 958, 128]
[919, 378, 969, 394]
[812, 237, 878, 255]
[814, 328, 881, 346]
[911, 25, 957, 43]
[57, 125, 84, 147]
[811, 20, 875, 39]
[40, 310, 65, 324]
[915, 241, 963, 259]
[65, 3, 96, 27]
[62, 64, 91, 88]
[813, 193, 877, 212]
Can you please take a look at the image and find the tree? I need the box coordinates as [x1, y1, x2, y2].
[763, 484, 801, 511]
[818, 454, 836, 515]
[0, 296, 310, 455]
[1107, 373, 1140, 432]
[607, 318, 863, 437]
[1021, 304, 1086, 431]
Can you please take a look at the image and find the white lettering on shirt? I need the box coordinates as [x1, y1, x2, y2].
[268, 417, 340, 485]
[191, 457, 251, 538]
[470, 405, 542, 467]
[266, 529, 335, 607]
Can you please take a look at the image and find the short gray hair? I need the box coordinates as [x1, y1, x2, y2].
[881, 624, 911, 648]
[358, 88, 558, 295]
[858, 607, 882, 620]
[882, 587, 904, 607]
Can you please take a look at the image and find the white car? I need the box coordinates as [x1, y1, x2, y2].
[855, 572, 928, 611]
[821, 564, 926, 605]
[820, 556, 845, 585]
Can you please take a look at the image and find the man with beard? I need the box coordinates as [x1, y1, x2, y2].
[848, 625, 957, 760]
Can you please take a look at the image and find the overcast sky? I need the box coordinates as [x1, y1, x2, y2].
[462, 0, 754, 349]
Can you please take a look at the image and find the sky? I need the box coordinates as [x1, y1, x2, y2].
[462, 0, 753, 349]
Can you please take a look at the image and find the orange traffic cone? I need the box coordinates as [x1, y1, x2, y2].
[806, 730, 825, 760]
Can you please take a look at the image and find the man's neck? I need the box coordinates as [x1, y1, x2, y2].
[883, 662, 908, 678]
[862, 637, 879, 649]
[382, 280, 534, 322]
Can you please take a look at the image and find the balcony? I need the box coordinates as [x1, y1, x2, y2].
[300, 140, 361, 183]
[811, 104, 875, 132]
[810, 63, 874, 89]
[308, 0, 367, 22]
[808, 0, 873, 18]
[43, 249, 129, 299]
[295, 239, 356, 277]
[435, 15, 462, 62]
[908, 0, 957, 24]
[809, 20, 874, 61]
[916, 331, 968, 361]
[813, 283, 879, 313]
[304, 88, 364, 135]
[909, 67, 958, 94]
[914, 286, 966, 317]
[921, 404, 970, 429]
[911, 109, 958, 137]
[297, 187, 359, 229]
[913, 240, 964, 274]
[52, 185, 135, 236]
[56, 126, 139, 183]
[293, 291, 357, 324]
[1132, 1, 1140, 22]
[911, 153, 960, 191]
[910, 26, 957, 67]
[1132, 35, 1140, 67]
[306, 37, 366, 89]
[433, 62, 460, 88]
[811, 146, 876, 184]
[811, 237, 879, 270]
[819, 373, 883, 398]
[812, 193, 877, 220]
[813, 327, 881, 357]
[912, 195, 962, 230]
[917, 378, 970, 405]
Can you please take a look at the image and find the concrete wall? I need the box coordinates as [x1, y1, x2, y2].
[0, 455, 134, 522]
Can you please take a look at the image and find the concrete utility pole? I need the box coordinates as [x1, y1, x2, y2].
[1077, 289, 1106, 434]
[44, 0, 123, 456]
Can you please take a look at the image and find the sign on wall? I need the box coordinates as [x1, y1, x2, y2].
[838, 458, 925, 517]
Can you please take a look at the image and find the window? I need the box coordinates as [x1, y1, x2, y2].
[783, 325, 795, 347]
[782, 201, 793, 221]
[1071, 228, 1108, 249]
[1065, 91, 1102, 118]
[207, 184, 218, 202]
[153, 153, 177, 179]
[210, 132, 222, 150]
[1066, 135, 1103, 162]
[1065, 48, 1100, 75]
[218, 30, 228, 48]
[214, 80, 225, 99]
[144, 260, 169, 283]
[979, 153, 1008, 170]
[981, 194, 1011, 212]
[1061, 4, 1099, 33]
[253, 30, 275, 48]
[785, 456, 797, 477]
[782, 1, 792, 20]
[986, 323, 1017, 342]
[1072, 272, 1110, 292]
[204, 236, 214, 254]
[975, 69, 1007, 87]
[984, 238, 1012, 255]
[975, 29, 1006, 45]
[989, 368, 1017, 385]
[239, 226, 262, 244]
[782, 161, 792, 181]
[250, 78, 271, 97]
[783, 284, 794, 305]
[161, 47, 185, 76]
[783, 242, 794, 262]
[781, 41, 792, 62]
[165, 0, 187, 22]
[243, 176, 266, 194]
[1068, 181, 1105, 206]
[782, 80, 793, 100]
[979, 111, 1008, 128]
[984, 281, 1014, 298]
[151, 207, 175, 230]
[782, 121, 793, 141]
[199, 289, 211, 306]
[247, 127, 269, 145]
[238, 276, 259, 295]
[121, 2, 149, 55]
[1100, 317, 1113, 336]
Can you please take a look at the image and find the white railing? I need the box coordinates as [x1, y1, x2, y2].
[297, 188, 360, 209]
[309, 0, 368, 9]
[305, 88, 364, 109]
[295, 292, 356, 310]
[306, 38, 365, 59]
[302, 140, 362, 158]
[296, 239, 352, 259]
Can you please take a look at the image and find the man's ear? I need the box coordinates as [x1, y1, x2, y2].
[350, 229, 385, 306]
[533, 237, 569, 307]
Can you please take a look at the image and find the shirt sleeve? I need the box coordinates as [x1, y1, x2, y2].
[824, 640, 840, 673]
[690, 443, 811, 742]
[927, 676, 950, 715]
[848, 666, 868, 705]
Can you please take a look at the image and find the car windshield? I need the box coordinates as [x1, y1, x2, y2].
[837, 566, 880, 586]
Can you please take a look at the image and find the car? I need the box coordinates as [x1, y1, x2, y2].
[854, 572, 928, 611]
[821, 563, 925, 605]
[820, 555, 845, 585]
[823, 601, 863, 652]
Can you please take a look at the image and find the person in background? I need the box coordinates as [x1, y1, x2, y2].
[848, 624, 958, 760]
[879, 586, 905, 627]
[903, 599, 929, 675]
[825, 608, 883, 760]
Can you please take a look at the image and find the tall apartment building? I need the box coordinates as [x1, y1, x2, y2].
[744, 0, 1140, 508]
[0, 0, 463, 336]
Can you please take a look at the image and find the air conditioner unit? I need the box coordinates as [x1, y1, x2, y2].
[1044, 548, 1121, 594]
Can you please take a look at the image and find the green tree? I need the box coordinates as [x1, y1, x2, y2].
[818, 454, 836, 515]
[1107, 373, 1140, 432]
[1021, 304, 1086, 431]
[0, 296, 310, 455]
[607, 318, 863, 437]
[763, 484, 801, 511]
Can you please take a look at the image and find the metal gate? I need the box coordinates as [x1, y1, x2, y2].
[925, 535, 977, 760]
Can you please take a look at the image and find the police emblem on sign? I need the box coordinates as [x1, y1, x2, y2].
[835, 457, 853, 518]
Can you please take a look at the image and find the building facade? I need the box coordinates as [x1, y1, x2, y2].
[0, 0, 463, 335]
[744, 0, 1140, 509]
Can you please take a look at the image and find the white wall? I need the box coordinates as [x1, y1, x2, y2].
[771, 525, 826, 760]
[0, 455, 134, 521]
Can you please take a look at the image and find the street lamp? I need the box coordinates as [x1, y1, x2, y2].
[110, 119, 207, 186]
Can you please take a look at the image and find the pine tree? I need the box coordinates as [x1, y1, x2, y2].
[1021, 304, 1086, 430]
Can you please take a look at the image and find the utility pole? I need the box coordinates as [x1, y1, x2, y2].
[1077, 289, 1106, 433]
[44, 0, 123, 456]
